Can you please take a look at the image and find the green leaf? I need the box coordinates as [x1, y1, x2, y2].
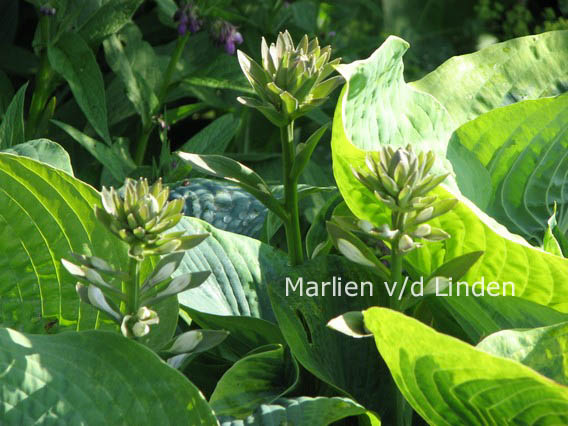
[210, 344, 299, 418]
[175, 218, 286, 358]
[333, 36, 454, 176]
[331, 36, 568, 317]
[267, 255, 390, 414]
[290, 123, 330, 181]
[326, 221, 390, 278]
[545, 206, 568, 257]
[543, 212, 564, 257]
[169, 178, 267, 238]
[179, 114, 240, 155]
[0, 327, 217, 424]
[477, 321, 568, 385]
[363, 307, 568, 425]
[448, 94, 568, 243]
[306, 192, 342, 259]
[2, 139, 73, 175]
[446, 139, 492, 210]
[78, 0, 144, 46]
[0, 154, 130, 331]
[176, 153, 286, 219]
[52, 120, 134, 182]
[431, 294, 568, 343]
[48, 33, 111, 144]
[184, 54, 253, 93]
[165, 102, 207, 125]
[103, 33, 159, 125]
[218, 396, 367, 426]
[0, 83, 26, 149]
[413, 30, 568, 127]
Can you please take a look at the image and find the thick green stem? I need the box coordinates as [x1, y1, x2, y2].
[389, 210, 411, 426]
[134, 33, 190, 165]
[281, 121, 304, 265]
[126, 257, 140, 314]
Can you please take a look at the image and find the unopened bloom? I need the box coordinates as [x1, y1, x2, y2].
[352, 145, 457, 253]
[95, 178, 207, 259]
[237, 31, 342, 126]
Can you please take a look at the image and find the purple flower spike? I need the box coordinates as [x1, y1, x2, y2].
[173, 2, 202, 35]
[214, 21, 243, 55]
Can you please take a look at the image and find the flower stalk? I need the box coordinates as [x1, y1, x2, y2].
[237, 31, 342, 265]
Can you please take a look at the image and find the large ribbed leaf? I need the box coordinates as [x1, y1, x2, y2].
[476, 321, 568, 385]
[413, 30, 568, 127]
[0, 153, 128, 332]
[448, 94, 568, 243]
[335, 36, 454, 178]
[2, 139, 73, 175]
[363, 307, 568, 425]
[331, 36, 568, 318]
[218, 396, 368, 426]
[0, 328, 216, 424]
[175, 218, 285, 358]
[169, 178, 267, 238]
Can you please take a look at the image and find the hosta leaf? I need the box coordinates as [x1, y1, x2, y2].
[2, 139, 73, 175]
[210, 344, 299, 418]
[331, 35, 568, 320]
[267, 255, 390, 415]
[334, 36, 454, 176]
[2, 139, 73, 176]
[363, 307, 568, 425]
[0, 154, 129, 331]
[48, 33, 111, 144]
[413, 30, 568, 127]
[175, 218, 285, 358]
[448, 94, 568, 243]
[0, 328, 216, 424]
[169, 178, 267, 238]
[218, 396, 368, 426]
[477, 321, 568, 385]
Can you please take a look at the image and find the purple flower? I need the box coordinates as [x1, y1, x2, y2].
[173, 2, 202, 36]
[214, 21, 243, 55]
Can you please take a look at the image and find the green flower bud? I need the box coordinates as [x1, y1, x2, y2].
[237, 31, 342, 125]
[96, 178, 205, 259]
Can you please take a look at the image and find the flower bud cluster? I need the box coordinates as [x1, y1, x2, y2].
[353, 145, 457, 253]
[95, 178, 196, 260]
[237, 31, 342, 126]
[62, 179, 210, 339]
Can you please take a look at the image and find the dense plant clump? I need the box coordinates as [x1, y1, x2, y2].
[1, 1, 568, 425]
